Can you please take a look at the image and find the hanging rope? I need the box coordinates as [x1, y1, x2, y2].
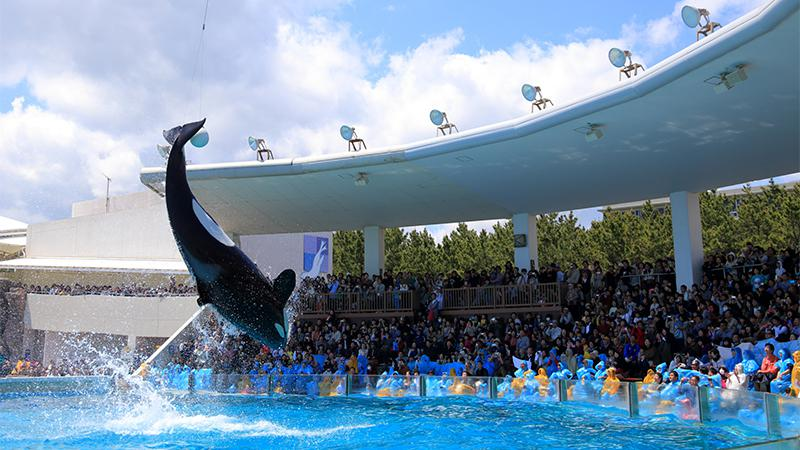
[188, 0, 211, 117]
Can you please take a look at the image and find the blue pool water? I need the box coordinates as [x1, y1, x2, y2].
[0, 382, 766, 449]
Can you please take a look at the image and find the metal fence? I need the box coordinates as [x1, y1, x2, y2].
[297, 282, 563, 317]
[297, 290, 415, 315]
[441, 283, 561, 311]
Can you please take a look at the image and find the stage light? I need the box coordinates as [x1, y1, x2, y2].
[573, 123, 604, 142]
[704, 65, 748, 93]
[608, 48, 645, 80]
[355, 172, 369, 186]
[430, 109, 459, 136]
[682, 6, 721, 41]
[521, 84, 553, 112]
[340, 125, 366, 152]
[248, 136, 274, 161]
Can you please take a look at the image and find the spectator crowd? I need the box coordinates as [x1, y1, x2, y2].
[5, 243, 800, 398]
[152, 244, 799, 395]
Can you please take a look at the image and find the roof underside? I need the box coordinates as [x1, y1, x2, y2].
[141, 0, 800, 235]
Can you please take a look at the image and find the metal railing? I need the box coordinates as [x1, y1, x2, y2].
[441, 283, 561, 311]
[297, 283, 563, 317]
[297, 290, 414, 315]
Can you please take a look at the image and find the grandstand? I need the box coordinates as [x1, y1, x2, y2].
[0, 0, 797, 377]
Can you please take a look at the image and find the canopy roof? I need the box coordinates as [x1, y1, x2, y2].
[141, 0, 800, 235]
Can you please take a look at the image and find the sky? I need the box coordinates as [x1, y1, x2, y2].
[0, 0, 794, 241]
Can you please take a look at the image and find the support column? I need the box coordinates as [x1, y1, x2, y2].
[670, 191, 704, 289]
[127, 334, 137, 353]
[512, 213, 539, 270]
[363, 226, 385, 276]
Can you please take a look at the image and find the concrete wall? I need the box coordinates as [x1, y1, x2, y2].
[24, 294, 199, 338]
[27, 196, 181, 261]
[71, 190, 165, 218]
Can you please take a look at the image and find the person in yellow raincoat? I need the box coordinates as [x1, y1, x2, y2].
[601, 367, 621, 397]
[535, 368, 549, 397]
[449, 371, 476, 395]
[791, 351, 800, 397]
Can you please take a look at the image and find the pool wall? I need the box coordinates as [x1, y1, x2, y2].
[140, 370, 800, 441]
[4, 373, 800, 448]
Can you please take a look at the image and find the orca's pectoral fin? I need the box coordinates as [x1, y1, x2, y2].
[273, 269, 296, 308]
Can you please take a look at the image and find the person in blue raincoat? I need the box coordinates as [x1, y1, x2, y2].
[770, 349, 794, 394]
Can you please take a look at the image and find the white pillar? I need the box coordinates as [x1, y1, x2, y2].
[512, 213, 539, 271]
[127, 335, 137, 353]
[670, 191, 704, 289]
[363, 226, 385, 276]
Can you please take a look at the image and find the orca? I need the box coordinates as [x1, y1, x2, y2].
[164, 119, 295, 349]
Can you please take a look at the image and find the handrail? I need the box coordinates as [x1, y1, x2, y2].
[297, 282, 563, 316]
[441, 283, 561, 311]
[297, 290, 414, 314]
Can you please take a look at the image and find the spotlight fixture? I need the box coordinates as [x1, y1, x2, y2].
[608, 48, 645, 80]
[573, 123, 604, 142]
[354, 172, 369, 186]
[340, 125, 366, 152]
[521, 84, 553, 112]
[248, 136, 274, 161]
[682, 6, 721, 41]
[704, 65, 748, 94]
[430, 109, 459, 136]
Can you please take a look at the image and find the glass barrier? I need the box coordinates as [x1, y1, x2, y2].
[494, 374, 559, 402]
[424, 375, 491, 399]
[707, 387, 768, 435]
[637, 381, 700, 421]
[779, 396, 800, 438]
[350, 374, 420, 397]
[140, 367, 800, 440]
[564, 379, 628, 415]
[270, 374, 347, 396]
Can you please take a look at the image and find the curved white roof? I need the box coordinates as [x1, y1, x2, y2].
[142, 0, 800, 235]
[0, 216, 27, 233]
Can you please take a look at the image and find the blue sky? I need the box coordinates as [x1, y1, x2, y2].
[337, 0, 684, 55]
[0, 0, 791, 238]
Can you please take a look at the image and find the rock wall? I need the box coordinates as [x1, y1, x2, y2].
[0, 280, 26, 359]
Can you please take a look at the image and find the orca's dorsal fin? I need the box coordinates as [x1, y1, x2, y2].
[274, 269, 296, 307]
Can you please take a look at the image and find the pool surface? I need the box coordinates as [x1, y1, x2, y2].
[0, 383, 767, 449]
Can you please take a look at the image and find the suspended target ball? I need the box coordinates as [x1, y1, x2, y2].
[191, 127, 209, 147]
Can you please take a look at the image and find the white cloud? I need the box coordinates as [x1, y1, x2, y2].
[0, 97, 142, 220]
[0, 0, 779, 233]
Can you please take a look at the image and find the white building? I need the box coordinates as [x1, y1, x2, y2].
[0, 191, 332, 364]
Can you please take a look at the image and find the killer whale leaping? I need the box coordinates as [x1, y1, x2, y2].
[164, 119, 295, 349]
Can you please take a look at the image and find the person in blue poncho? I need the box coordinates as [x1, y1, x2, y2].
[770, 349, 794, 394]
[655, 362, 667, 379]
[577, 359, 595, 380]
[594, 361, 608, 380]
[741, 349, 760, 389]
[725, 347, 743, 372]
[544, 349, 560, 376]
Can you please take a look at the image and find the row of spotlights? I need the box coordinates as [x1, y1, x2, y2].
[165, 6, 721, 159]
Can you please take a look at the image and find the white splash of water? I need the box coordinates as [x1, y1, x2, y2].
[106, 411, 373, 437]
